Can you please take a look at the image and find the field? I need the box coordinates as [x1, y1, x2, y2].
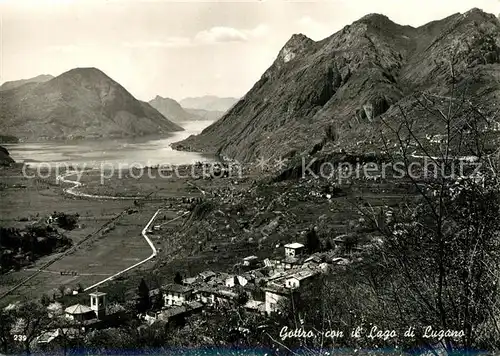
[0, 165, 211, 306]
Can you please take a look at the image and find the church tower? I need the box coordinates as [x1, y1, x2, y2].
[89, 291, 107, 319]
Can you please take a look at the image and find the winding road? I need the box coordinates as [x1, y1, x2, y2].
[58, 171, 161, 292]
[58, 171, 142, 200]
[0, 171, 164, 300]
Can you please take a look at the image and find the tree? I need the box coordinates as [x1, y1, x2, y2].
[353, 60, 500, 352]
[13, 300, 51, 354]
[136, 278, 150, 313]
[0, 309, 14, 354]
[305, 227, 321, 254]
[173, 271, 183, 285]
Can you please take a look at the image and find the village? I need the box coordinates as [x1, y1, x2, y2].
[3, 238, 352, 351]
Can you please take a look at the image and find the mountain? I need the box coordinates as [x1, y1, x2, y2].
[184, 108, 226, 121]
[149, 95, 195, 122]
[0, 74, 54, 91]
[172, 9, 500, 162]
[0, 146, 15, 166]
[150, 95, 227, 123]
[0, 68, 183, 141]
[179, 96, 239, 112]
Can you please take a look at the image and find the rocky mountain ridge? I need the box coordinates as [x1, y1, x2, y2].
[172, 9, 500, 162]
[149, 95, 193, 123]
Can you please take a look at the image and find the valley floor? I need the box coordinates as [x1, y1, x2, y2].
[0, 162, 415, 307]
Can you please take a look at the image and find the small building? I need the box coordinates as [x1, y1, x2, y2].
[284, 269, 319, 289]
[225, 275, 248, 288]
[284, 243, 305, 257]
[194, 287, 216, 305]
[242, 255, 258, 267]
[263, 286, 293, 315]
[162, 284, 193, 306]
[64, 304, 95, 322]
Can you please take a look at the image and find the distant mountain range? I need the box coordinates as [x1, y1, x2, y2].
[179, 95, 239, 112]
[0, 68, 183, 141]
[172, 9, 500, 162]
[149, 95, 230, 123]
[0, 74, 54, 91]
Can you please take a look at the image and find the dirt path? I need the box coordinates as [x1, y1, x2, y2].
[58, 171, 142, 200]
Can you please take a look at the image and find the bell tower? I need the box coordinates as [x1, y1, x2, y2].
[89, 291, 107, 319]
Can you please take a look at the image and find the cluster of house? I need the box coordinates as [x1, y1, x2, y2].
[5, 241, 349, 350]
[143, 242, 348, 324]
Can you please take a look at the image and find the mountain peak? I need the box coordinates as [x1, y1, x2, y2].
[358, 13, 391, 22]
[276, 33, 314, 64]
[0, 67, 183, 140]
[283, 33, 314, 49]
[461, 7, 498, 22]
[172, 9, 500, 162]
[62, 67, 107, 78]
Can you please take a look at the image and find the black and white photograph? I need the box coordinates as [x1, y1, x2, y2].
[1, 0, 500, 354]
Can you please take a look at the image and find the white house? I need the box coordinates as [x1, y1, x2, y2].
[263, 287, 291, 314]
[225, 275, 248, 288]
[284, 243, 305, 257]
[284, 270, 318, 289]
[162, 284, 193, 306]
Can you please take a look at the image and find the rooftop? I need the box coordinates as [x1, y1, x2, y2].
[89, 292, 107, 297]
[243, 255, 258, 261]
[65, 304, 93, 315]
[162, 284, 193, 294]
[284, 242, 304, 249]
[286, 269, 318, 281]
[161, 301, 203, 319]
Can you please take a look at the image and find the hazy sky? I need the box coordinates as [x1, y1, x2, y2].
[1, 0, 499, 101]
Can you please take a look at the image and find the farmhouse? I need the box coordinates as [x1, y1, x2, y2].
[162, 284, 193, 306]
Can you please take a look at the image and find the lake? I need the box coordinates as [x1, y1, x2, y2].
[3, 120, 215, 169]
